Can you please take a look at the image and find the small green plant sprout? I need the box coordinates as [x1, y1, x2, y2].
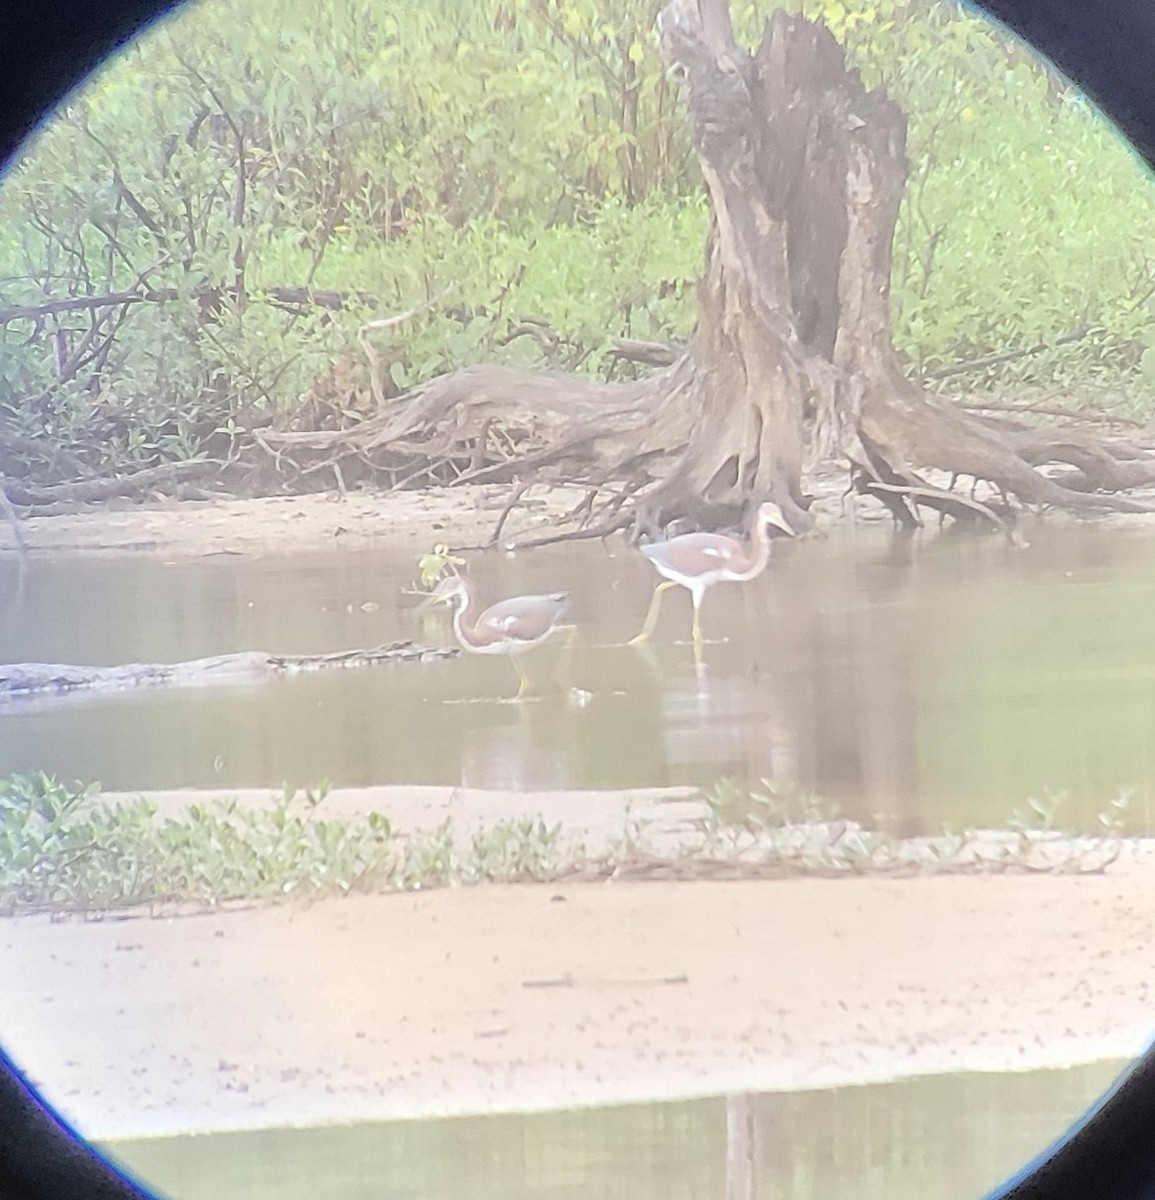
[417, 543, 466, 591]
[0, 772, 99, 823]
[704, 776, 838, 834]
[1098, 788, 1133, 836]
[1008, 789, 1065, 836]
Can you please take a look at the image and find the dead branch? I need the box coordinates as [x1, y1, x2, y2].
[356, 282, 461, 410]
[0, 285, 380, 326]
[960, 399, 1144, 428]
[500, 319, 563, 367]
[606, 337, 685, 367]
[486, 479, 533, 547]
[510, 513, 634, 550]
[924, 324, 1091, 381]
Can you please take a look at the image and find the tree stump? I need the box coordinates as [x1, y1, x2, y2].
[645, 0, 1155, 533]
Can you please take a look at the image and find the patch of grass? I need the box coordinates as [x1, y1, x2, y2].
[693, 776, 1131, 878]
[703, 776, 840, 832]
[0, 774, 576, 915]
[0, 772, 1136, 916]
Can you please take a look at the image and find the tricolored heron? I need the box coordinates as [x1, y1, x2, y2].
[427, 573, 570, 698]
[629, 500, 795, 649]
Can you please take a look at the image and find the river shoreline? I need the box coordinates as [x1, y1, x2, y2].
[3, 491, 1153, 1144]
[1, 786, 1151, 1143]
[5, 466, 1140, 561]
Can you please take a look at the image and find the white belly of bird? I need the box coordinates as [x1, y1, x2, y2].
[652, 562, 730, 590]
[464, 639, 535, 656]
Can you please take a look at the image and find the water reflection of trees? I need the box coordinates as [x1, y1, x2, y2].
[12, 534, 1155, 827]
[728, 535, 925, 834]
[806, 536, 920, 835]
[111, 1067, 1116, 1199]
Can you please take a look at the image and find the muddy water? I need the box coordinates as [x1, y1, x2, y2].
[4, 522, 1155, 832]
[107, 1060, 1125, 1200]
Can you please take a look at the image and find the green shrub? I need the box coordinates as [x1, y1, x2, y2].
[2, 0, 1152, 484]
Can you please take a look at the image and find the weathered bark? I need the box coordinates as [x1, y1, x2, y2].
[655, 0, 1155, 529]
[256, 361, 691, 497]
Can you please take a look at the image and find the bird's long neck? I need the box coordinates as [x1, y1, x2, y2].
[450, 577, 480, 644]
[731, 513, 773, 581]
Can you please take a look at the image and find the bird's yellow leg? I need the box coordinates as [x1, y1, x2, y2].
[513, 656, 532, 699]
[691, 605, 706, 668]
[628, 580, 677, 645]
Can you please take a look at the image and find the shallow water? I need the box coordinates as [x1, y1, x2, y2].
[106, 1060, 1126, 1200]
[5, 522, 1155, 832]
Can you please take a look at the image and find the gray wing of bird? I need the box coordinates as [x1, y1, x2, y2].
[641, 532, 738, 576]
[476, 593, 568, 644]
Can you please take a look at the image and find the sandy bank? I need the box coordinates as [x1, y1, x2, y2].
[1, 851, 1152, 1142]
[0, 485, 594, 558]
[0, 463, 898, 559]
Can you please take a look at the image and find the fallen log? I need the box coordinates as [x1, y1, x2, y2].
[4, 461, 221, 507]
[0, 641, 456, 704]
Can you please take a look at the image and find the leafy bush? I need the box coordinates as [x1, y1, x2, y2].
[1, 0, 1152, 484]
[0, 773, 575, 913]
[0, 772, 1131, 915]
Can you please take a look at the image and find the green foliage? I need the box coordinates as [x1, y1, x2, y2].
[705, 776, 839, 832]
[0, 772, 1131, 913]
[1007, 787, 1133, 839]
[0, 772, 574, 913]
[702, 775, 1131, 874]
[2, 0, 1154, 484]
[467, 817, 569, 881]
[417, 543, 466, 589]
[0, 773, 395, 911]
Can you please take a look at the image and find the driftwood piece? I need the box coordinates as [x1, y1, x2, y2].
[0, 641, 456, 705]
[5, 461, 221, 508]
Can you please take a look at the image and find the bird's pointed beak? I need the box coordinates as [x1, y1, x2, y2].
[419, 579, 454, 611]
[759, 504, 796, 536]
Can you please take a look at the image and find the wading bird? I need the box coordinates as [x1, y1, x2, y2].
[426, 573, 570, 698]
[629, 500, 795, 649]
